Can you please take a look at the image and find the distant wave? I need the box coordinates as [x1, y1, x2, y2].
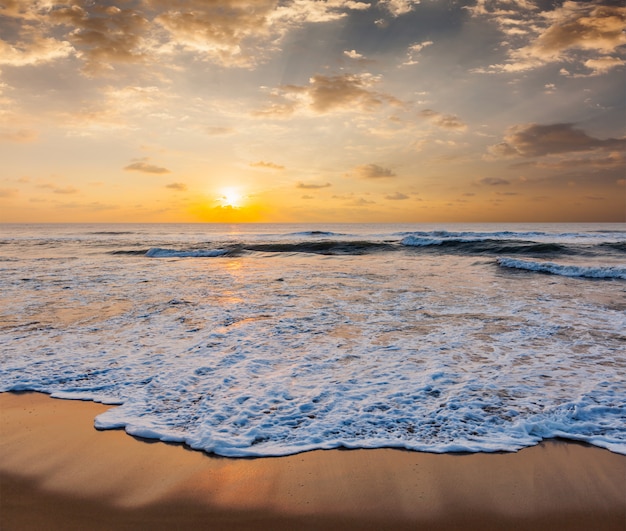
[89, 231, 136, 235]
[101, 230, 626, 259]
[243, 240, 395, 255]
[109, 249, 151, 256]
[145, 247, 230, 258]
[601, 242, 626, 253]
[402, 236, 569, 255]
[401, 230, 555, 241]
[287, 230, 346, 237]
[400, 229, 625, 242]
[497, 258, 626, 279]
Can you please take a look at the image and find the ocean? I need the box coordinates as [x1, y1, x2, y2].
[1, 223, 624, 456]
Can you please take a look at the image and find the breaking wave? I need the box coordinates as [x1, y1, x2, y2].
[497, 258, 626, 279]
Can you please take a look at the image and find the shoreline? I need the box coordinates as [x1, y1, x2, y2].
[1, 392, 625, 530]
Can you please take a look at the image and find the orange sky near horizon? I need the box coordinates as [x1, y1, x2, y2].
[1, 0, 625, 223]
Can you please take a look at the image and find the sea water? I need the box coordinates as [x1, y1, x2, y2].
[1, 223, 624, 456]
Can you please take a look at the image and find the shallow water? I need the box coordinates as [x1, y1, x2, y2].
[1, 223, 625, 456]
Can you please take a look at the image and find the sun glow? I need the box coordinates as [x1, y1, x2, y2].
[219, 187, 243, 208]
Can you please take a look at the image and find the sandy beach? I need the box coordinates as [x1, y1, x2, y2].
[1, 391, 624, 530]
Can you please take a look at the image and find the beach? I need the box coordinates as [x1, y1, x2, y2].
[1, 392, 624, 530]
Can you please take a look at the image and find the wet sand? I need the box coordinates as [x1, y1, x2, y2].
[1, 392, 624, 530]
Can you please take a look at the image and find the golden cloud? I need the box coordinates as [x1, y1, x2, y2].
[296, 181, 332, 189]
[380, 0, 422, 17]
[385, 192, 409, 200]
[255, 73, 401, 117]
[354, 163, 396, 179]
[124, 159, 171, 174]
[250, 161, 285, 170]
[166, 182, 187, 191]
[419, 109, 467, 131]
[0, 128, 38, 143]
[0, 0, 374, 74]
[488, 123, 626, 158]
[0, 188, 18, 198]
[471, 1, 626, 74]
[0, 36, 73, 66]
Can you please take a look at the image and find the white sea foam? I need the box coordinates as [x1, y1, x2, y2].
[1, 223, 625, 457]
[497, 257, 626, 279]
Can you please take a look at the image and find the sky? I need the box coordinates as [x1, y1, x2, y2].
[0, 0, 625, 223]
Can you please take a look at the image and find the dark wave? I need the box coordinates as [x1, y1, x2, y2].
[241, 240, 396, 255]
[90, 231, 136, 235]
[286, 230, 346, 237]
[600, 242, 626, 253]
[106, 233, 625, 259]
[109, 249, 153, 256]
[402, 237, 573, 257]
[109, 241, 399, 258]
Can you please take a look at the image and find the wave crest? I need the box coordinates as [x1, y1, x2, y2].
[497, 258, 626, 279]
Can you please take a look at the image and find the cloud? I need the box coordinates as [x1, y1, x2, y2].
[0, 188, 18, 198]
[53, 186, 79, 194]
[0, 0, 373, 75]
[50, 4, 150, 74]
[0, 36, 74, 67]
[296, 181, 331, 189]
[385, 192, 409, 200]
[0, 129, 38, 143]
[205, 126, 236, 136]
[471, 2, 626, 75]
[354, 163, 396, 178]
[344, 49, 364, 59]
[38, 183, 79, 194]
[402, 40, 433, 66]
[512, 151, 625, 171]
[420, 109, 467, 131]
[255, 73, 402, 117]
[380, 0, 422, 17]
[480, 177, 510, 186]
[149, 0, 370, 68]
[349, 197, 376, 206]
[250, 161, 285, 170]
[582, 56, 626, 76]
[308, 74, 400, 113]
[166, 182, 187, 191]
[531, 3, 626, 56]
[124, 159, 171, 174]
[488, 123, 626, 158]
[151, 0, 277, 68]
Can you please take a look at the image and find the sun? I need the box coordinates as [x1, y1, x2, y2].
[219, 187, 243, 208]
